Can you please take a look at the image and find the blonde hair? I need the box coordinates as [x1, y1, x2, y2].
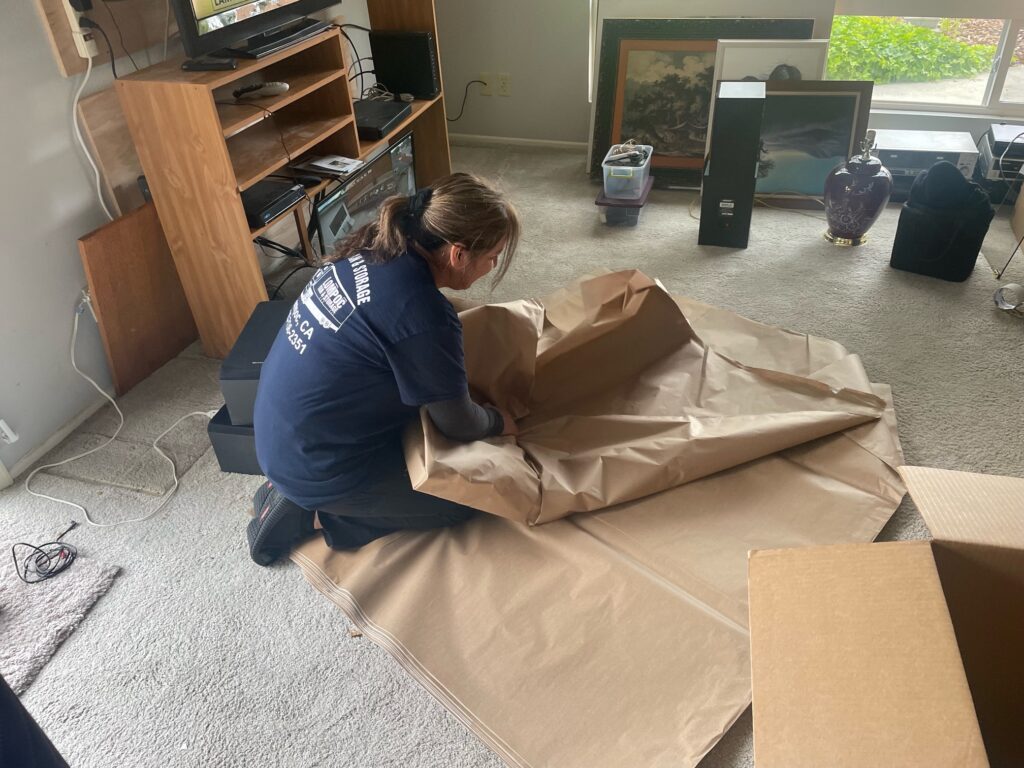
[329, 172, 520, 284]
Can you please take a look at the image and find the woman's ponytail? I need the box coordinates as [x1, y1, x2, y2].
[331, 194, 410, 263]
[329, 172, 519, 284]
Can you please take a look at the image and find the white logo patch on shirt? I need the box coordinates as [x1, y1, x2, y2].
[300, 265, 356, 333]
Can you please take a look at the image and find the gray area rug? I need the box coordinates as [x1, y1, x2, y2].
[33, 346, 221, 496]
[0, 145, 1021, 767]
[0, 543, 119, 694]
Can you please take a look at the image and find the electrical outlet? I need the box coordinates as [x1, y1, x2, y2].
[61, 0, 99, 60]
[0, 419, 18, 445]
[479, 72, 493, 96]
[497, 73, 511, 97]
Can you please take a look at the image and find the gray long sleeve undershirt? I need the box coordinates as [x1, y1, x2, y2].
[425, 393, 504, 442]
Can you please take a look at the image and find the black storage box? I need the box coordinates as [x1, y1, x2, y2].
[208, 405, 262, 475]
[889, 162, 995, 282]
[221, 300, 292, 426]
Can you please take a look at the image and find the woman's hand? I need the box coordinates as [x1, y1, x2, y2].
[497, 408, 519, 436]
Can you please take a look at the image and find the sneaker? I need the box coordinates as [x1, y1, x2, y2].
[246, 487, 315, 566]
[252, 479, 274, 518]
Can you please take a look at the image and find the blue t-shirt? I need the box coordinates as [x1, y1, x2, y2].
[253, 250, 468, 509]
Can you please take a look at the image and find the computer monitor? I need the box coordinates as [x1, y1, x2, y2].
[313, 134, 416, 256]
[172, 0, 338, 59]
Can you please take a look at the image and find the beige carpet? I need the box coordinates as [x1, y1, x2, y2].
[0, 144, 1020, 767]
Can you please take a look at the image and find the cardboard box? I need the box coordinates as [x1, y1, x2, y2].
[749, 466, 1024, 768]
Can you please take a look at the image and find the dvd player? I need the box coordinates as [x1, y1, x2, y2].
[354, 99, 413, 140]
[241, 179, 306, 228]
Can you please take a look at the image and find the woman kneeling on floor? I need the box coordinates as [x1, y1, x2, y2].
[248, 172, 520, 565]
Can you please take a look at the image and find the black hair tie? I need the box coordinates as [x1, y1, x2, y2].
[404, 188, 445, 249]
[408, 187, 433, 217]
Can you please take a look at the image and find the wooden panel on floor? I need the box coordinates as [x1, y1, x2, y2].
[79, 203, 198, 396]
[34, 0, 173, 78]
[78, 87, 146, 217]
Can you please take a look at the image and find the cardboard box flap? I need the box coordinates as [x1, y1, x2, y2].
[749, 542, 988, 768]
[899, 466, 1024, 549]
[931, 539, 1024, 767]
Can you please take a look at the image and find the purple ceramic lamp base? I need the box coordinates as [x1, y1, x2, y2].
[823, 130, 893, 248]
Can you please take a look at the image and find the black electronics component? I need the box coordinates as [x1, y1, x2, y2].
[220, 300, 292, 426]
[240, 179, 306, 228]
[208, 406, 262, 475]
[170, 0, 335, 59]
[354, 99, 413, 140]
[990, 123, 1024, 159]
[368, 30, 441, 100]
[698, 81, 766, 249]
[181, 56, 237, 71]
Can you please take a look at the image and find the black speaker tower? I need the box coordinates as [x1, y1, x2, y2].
[698, 81, 766, 249]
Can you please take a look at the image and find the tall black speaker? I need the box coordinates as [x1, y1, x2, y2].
[698, 81, 766, 249]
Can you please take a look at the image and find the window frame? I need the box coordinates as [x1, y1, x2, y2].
[838, 16, 1024, 118]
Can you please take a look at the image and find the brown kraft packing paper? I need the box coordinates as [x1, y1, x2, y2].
[406, 271, 888, 525]
[291, 271, 906, 768]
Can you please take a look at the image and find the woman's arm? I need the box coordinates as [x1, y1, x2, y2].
[425, 393, 514, 441]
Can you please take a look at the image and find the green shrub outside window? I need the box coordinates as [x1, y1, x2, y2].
[826, 16, 996, 84]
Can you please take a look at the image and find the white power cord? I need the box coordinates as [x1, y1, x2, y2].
[72, 53, 115, 222]
[24, 293, 218, 527]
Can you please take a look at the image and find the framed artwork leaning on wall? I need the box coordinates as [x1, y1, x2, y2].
[590, 17, 815, 189]
[755, 80, 873, 202]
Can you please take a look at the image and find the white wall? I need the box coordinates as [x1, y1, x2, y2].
[0, 2, 367, 484]
[0, 1, 118, 479]
[435, 0, 836, 144]
[435, 0, 592, 143]
[434, 1, 1002, 147]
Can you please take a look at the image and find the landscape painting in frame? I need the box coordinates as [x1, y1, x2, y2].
[613, 40, 716, 175]
[590, 18, 816, 188]
[756, 80, 873, 200]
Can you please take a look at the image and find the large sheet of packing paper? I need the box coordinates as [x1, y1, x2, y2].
[291, 271, 906, 768]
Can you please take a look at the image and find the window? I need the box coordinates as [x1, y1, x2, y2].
[827, 15, 1024, 115]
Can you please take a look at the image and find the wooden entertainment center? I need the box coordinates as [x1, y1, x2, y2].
[117, 1, 450, 358]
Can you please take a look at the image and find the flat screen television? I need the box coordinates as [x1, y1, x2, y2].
[172, 0, 339, 59]
[313, 133, 416, 255]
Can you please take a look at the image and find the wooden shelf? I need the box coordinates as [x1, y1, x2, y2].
[121, 29, 342, 88]
[116, 4, 450, 358]
[358, 97, 442, 160]
[218, 69, 348, 137]
[230, 114, 354, 191]
[250, 178, 334, 238]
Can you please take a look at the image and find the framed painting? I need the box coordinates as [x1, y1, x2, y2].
[755, 80, 874, 201]
[712, 38, 830, 84]
[591, 17, 815, 189]
[705, 39, 830, 158]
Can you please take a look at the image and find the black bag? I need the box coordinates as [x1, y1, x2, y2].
[889, 161, 994, 282]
